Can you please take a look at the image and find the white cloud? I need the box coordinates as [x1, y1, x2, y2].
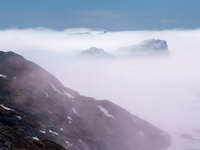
[1, 28, 200, 149]
[0, 28, 200, 54]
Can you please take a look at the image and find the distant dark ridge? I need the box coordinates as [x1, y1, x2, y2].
[118, 39, 169, 56]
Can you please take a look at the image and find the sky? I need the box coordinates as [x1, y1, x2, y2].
[0, 0, 200, 30]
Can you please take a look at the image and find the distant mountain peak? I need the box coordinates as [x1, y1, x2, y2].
[80, 47, 113, 58]
[140, 39, 168, 50]
[118, 39, 169, 56]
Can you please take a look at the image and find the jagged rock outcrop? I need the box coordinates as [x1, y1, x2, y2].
[138, 39, 168, 50]
[118, 39, 169, 56]
[80, 47, 113, 58]
[0, 51, 170, 150]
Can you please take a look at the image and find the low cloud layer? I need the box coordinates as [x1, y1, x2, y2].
[0, 28, 200, 149]
[0, 28, 198, 51]
[0, 28, 198, 53]
[0, 28, 200, 61]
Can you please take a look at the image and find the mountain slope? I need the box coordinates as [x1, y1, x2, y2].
[0, 51, 170, 150]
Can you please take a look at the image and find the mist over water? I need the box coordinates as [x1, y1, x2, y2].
[0, 28, 200, 149]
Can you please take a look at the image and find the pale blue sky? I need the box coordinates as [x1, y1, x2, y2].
[0, 0, 199, 30]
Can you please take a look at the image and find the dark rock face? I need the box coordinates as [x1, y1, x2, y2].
[80, 47, 113, 58]
[118, 39, 169, 56]
[139, 39, 168, 51]
[0, 51, 170, 150]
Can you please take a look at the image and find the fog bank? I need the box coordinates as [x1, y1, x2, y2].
[0, 28, 200, 149]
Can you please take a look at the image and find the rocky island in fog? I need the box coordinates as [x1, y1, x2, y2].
[80, 47, 114, 59]
[118, 39, 169, 56]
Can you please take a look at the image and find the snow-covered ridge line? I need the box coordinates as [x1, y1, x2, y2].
[97, 105, 114, 119]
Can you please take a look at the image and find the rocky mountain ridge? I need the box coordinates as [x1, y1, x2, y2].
[0, 51, 170, 150]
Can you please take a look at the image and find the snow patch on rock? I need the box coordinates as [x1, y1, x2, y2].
[64, 91, 74, 99]
[50, 83, 74, 99]
[67, 116, 73, 124]
[65, 140, 73, 147]
[16, 115, 22, 120]
[0, 74, 7, 78]
[0, 104, 15, 111]
[49, 129, 59, 136]
[50, 83, 64, 95]
[72, 107, 80, 116]
[32, 137, 40, 141]
[40, 130, 46, 134]
[98, 105, 114, 119]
